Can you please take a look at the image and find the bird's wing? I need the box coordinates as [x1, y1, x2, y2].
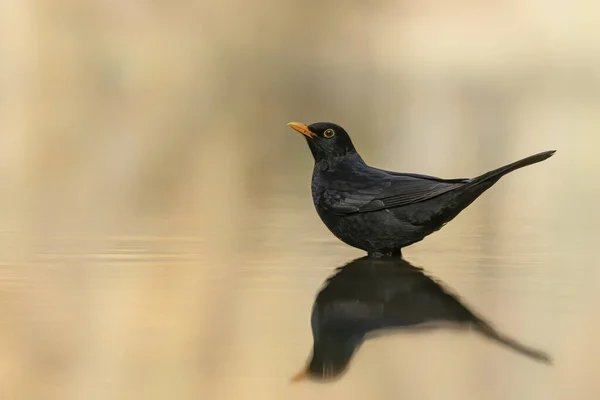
[323, 167, 469, 215]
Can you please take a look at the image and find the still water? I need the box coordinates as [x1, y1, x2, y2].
[1, 147, 599, 399]
[1, 2, 600, 398]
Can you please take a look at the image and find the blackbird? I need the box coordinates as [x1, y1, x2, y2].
[288, 122, 555, 256]
[292, 256, 552, 382]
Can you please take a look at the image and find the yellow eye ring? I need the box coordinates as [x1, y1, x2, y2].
[323, 129, 335, 138]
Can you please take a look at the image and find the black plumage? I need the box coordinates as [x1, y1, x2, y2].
[288, 122, 555, 256]
[292, 256, 552, 382]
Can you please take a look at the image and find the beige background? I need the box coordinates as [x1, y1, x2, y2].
[0, 1, 599, 399]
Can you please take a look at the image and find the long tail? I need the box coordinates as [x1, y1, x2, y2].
[473, 319, 552, 364]
[470, 150, 556, 185]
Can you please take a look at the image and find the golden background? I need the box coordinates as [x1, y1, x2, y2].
[0, 1, 599, 399]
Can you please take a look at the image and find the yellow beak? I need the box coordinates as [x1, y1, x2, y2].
[287, 122, 316, 139]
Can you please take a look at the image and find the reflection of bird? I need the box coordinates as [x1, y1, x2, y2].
[288, 122, 555, 256]
[292, 256, 552, 382]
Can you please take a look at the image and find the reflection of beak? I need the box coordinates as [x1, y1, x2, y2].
[287, 122, 316, 139]
[290, 368, 308, 383]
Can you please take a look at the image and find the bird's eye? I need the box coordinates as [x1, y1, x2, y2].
[323, 129, 335, 138]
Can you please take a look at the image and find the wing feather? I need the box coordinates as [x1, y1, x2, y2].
[323, 165, 469, 215]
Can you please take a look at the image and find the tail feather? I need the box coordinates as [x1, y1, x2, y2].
[470, 150, 556, 185]
[473, 319, 552, 364]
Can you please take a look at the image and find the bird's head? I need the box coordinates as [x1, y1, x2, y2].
[287, 122, 357, 162]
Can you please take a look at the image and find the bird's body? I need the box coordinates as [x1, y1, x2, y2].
[288, 122, 555, 256]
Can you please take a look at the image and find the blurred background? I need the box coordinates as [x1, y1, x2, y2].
[0, 0, 599, 399]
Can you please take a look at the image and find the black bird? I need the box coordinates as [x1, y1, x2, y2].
[292, 256, 552, 382]
[288, 122, 555, 256]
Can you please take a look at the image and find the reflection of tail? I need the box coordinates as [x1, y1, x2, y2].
[473, 319, 552, 364]
[470, 150, 556, 186]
